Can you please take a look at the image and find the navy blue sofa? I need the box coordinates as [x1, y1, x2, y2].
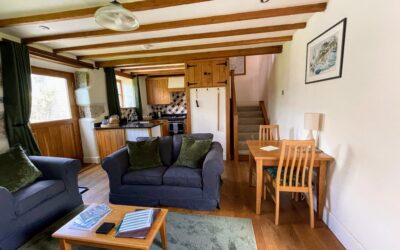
[0, 156, 83, 250]
[102, 134, 224, 210]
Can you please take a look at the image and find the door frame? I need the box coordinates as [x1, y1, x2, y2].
[30, 66, 83, 159]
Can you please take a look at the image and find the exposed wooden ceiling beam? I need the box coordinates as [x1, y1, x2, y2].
[78, 36, 292, 60]
[133, 69, 185, 76]
[121, 64, 186, 72]
[28, 46, 94, 69]
[97, 45, 283, 67]
[115, 70, 133, 79]
[124, 67, 185, 73]
[23, 3, 326, 44]
[54, 23, 305, 52]
[0, 0, 207, 27]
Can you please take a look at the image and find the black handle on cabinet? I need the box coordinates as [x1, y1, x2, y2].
[187, 82, 198, 86]
[217, 80, 228, 84]
[204, 72, 212, 75]
[186, 64, 197, 68]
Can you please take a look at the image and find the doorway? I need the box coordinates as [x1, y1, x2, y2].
[30, 67, 83, 159]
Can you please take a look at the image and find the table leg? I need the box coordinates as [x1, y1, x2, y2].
[248, 152, 253, 186]
[160, 219, 167, 250]
[317, 161, 327, 220]
[256, 159, 263, 215]
[59, 239, 72, 250]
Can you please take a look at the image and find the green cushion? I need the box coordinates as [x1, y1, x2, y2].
[175, 136, 212, 168]
[127, 138, 162, 170]
[0, 145, 42, 193]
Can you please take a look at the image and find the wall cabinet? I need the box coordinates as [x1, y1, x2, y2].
[146, 77, 171, 105]
[185, 59, 229, 88]
[95, 128, 126, 160]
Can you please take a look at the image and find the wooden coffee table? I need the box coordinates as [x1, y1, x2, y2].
[52, 204, 168, 250]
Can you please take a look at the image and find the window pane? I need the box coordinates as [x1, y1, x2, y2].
[30, 74, 72, 123]
[122, 81, 136, 107]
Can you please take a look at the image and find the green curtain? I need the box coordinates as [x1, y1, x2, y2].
[132, 75, 143, 118]
[104, 67, 121, 117]
[0, 41, 41, 155]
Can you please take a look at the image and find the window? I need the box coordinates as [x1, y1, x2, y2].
[30, 74, 72, 123]
[117, 77, 136, 108]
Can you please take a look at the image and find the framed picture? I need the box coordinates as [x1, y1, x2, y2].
[305, 18, 347, 84]
[229, 56, 246, 75]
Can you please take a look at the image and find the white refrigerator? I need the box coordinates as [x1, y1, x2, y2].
[190, 87, 227, 160]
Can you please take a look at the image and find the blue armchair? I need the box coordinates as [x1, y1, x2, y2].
[0, 156, 83, 250]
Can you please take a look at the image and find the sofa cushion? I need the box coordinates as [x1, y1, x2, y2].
[127, 138, 162, 170]
[0, 145, 42, 193]
[123, 166, 167, 185]
[14, 180, 65, 215]
[172, 133, 213, 162]
[163, 166, 203, 188]
[137, 136, 173, 166]
[175, 136, 212, 168]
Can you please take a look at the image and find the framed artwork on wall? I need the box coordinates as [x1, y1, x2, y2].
[229, 56, 246, 75]
[305, 18, 347, 84]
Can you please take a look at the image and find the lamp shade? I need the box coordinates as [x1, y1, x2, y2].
[75, 87, 90, 106]
[304, 113, 321, 131]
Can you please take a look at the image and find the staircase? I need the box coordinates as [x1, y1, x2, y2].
[237, 106, 265, 157]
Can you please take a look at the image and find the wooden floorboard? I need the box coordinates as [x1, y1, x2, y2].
[78, 160, 344, 250]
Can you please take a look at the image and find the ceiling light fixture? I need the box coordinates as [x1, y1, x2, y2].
[95, 0, 140, 31]
[260, 0, 270, 3]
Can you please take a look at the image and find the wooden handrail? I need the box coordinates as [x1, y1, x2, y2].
[231, 70, 239, 162]
[259, 100, 270, 125]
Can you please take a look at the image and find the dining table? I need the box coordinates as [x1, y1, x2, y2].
[247, 140, 334, 219]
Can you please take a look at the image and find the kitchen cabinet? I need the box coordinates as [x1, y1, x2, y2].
[146, 77, 171, 105]
[185, 59, 229, 88]
[95, 128, 125, 160]
[212, 59, 229, 87]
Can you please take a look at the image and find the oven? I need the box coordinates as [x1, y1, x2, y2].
[161, 114, 186, 135]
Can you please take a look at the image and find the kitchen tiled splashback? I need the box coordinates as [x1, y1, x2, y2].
[151, 92, 186, 114]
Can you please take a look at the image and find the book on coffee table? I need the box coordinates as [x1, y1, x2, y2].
[115, 208, 160, 239]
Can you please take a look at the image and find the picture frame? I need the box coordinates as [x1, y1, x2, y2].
[305, 18, 347, 84]
[229, 56, 246, 75]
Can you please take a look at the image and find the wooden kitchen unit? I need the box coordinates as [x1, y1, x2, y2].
[146, 77, 171, 105]
[185, 58, 229, 88]
[95, 128, 126, 160]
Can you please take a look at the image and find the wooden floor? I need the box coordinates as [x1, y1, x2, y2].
[78, 161, 344, 250]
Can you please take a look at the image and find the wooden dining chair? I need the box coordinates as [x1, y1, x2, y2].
[249, 125, 280, 188]
[259, 124, 280, 141]
[264, 140, 316, 228]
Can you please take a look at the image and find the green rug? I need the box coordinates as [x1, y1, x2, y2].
[19, 207, 257, 250]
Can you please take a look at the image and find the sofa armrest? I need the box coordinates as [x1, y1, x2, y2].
[0, 187, 16, 241]
[102, 147, 129, 192]
[29, 156, 81, 196]
[202, 142, 224, 199]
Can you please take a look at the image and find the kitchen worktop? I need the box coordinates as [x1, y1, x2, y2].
[94, 122, 160, 130]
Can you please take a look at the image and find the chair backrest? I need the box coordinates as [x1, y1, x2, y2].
[259, 125, 280, 141]
[276, 140, 316, 190]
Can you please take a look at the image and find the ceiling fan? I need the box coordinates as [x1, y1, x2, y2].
[95, 0, 140, 31]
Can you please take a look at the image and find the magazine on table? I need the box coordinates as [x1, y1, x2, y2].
[115, 208, 160, 239]
[69, 203, 112, 231]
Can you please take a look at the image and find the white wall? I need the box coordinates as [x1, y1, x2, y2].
[267, 0, 400, 249]
[235, 55, 273, 106]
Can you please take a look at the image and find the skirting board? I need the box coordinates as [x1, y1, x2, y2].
[323, 208, 365, 250]
[83, 156, 101, 164]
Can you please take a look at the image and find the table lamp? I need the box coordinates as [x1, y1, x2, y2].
[304, 113, 321, 147]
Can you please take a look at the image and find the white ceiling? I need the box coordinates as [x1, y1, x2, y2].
[0, 0, 328, 65]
